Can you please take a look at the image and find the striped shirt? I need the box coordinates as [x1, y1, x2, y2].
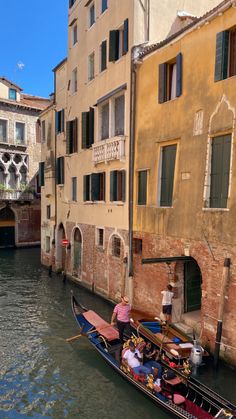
[113, 303, 131, 322]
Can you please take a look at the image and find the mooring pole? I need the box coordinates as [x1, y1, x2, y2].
[214, 257, 230, 368]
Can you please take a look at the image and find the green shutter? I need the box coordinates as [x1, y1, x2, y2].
[160, 145, 176, 206]
[210, 135, 231, 208]
[61, 109, 64, 133]
[82, 112, 89, 149]
[121, 170, 126, 202]
[61, 157, 64, 184]
[110, 170, 117, 201]
[214, 31, 229, 81]
[73, 118, 78, 153]
[39, 162, 45, 187]
[123, 19, 129, 54]
[109, 30, 119, 62]
[83, 175, 88, 201]
[176, 53, 182, 97]
[91, 173, 100, 201]
[55, 111, 59, 134]
[66, 121, 70, 154]
[88, 107, 94, 147]
[101, 40, 107, 71]
[158, 63, 167, 103]
[56, 158, 60, 184]
[138, 171, 147, 205]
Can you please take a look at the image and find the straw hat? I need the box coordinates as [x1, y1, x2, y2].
[122, 296, 129, 304]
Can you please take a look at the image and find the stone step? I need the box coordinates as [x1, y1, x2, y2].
[173, 322, 196, 338]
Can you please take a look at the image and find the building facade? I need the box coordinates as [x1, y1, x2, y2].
[40, 0, 221, 303]
[0, 77, 50, 247]
[133, 0, 236, 363]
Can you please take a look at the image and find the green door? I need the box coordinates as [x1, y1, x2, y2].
[184, 260, 202, 312]
[0, 227, 15, 247]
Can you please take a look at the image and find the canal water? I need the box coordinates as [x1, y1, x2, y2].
[0, 248, 236, 419]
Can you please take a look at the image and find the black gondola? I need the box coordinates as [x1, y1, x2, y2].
[70, 294, 236, 419]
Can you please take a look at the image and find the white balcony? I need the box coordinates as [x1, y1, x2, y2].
[0, 190, 34, 201]
[92, 136, 125, 164]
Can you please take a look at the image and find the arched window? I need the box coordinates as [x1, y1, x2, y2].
[8, 166, 17, 189]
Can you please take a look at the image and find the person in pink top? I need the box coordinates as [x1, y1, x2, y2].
[111, 296, 131, 343]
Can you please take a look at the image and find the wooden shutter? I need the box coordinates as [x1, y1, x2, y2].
[229, 29, 236, 77]
[91, 173, 100, 201]
[138, 171, 147, 205]
[82, 112, 89, 149]
[66, 121, 71, 154]
[121, 170, 126, 202]
[83, 175, 89, 201]
[210, 135, 231, 208]
[123, 19, 129, 54]
[109, 30, 119, 62]
[57, 157, 64, 185]
[36, 120, 41, 143]
[61, 109, 64, 133]
[101, 40, 107, 71]
[61, 157, 64, 184]
[110, 170, 117, 201]
[176, 53, 182, 97]
[73, 118, 78, 153]
[160, 145, 176, 206]
[55, 111, 59, 133]
[38, 162, 45, 187]
[214, 31, 229, 81]
[88, 107, 94, 147]
[158, 63, 167, 104]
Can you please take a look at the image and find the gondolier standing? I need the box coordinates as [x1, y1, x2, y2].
[111, 296, 131, 343]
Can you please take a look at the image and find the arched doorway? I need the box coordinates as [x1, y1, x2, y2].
[73, 228, 82, 277]
[184, 259, 202, 312]
[0, 206, 15, 247]
[57, 223, 66, 271]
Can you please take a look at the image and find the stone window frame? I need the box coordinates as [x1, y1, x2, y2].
[14, 120, 27, 145]
[95, 226, 105, 249]
[0, 117, 8, 143]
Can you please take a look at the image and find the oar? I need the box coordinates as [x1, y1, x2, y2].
[66, 323, 114, 342]
[66, 333, 83, 342]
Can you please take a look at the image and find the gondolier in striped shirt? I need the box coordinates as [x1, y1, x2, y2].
[111, 296, 131, 343]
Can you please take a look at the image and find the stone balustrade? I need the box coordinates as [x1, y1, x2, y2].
[92, 136, 125, 164]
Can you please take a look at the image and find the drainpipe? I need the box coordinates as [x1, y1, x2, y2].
[146, 0, 150, 42]
[214, 257, 230, 368]
[53, 73, 57, 268]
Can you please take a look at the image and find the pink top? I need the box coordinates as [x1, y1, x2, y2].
[113, 302, 131, 322]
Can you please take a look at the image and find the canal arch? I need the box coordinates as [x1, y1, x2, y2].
[72, 227, 82, 278]
[56, 223, 66, 271]
[0, 206, 16, 248]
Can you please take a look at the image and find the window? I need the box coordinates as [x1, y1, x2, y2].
[96, 228, 104, 247]
[72, 24, 78, 45]
[56, 156, 64, 185]
[159, 144, 177, 207]
[89, 3, 95, 27]
[159, 53, 182, 103]
[100, 103, 109, 140]
[88, 52, 95, 81]
[215, 28, 236, 81]
[114, 95, 124, 136]
[66, 118, 78, 153]
[83, 172, 105, 201]
[82, 108, 94, 149]
[15, 122, 25, 144]
[46, 236, 50, 253]
[39, 162, 45, 187]
[110, 170, 126, 202]
[101, 0, 107, 13]
[41, 120, 46, 142]
[9, 88, 16, 100]
[133, 238, 142, 254]
[56, 109, 64, 134]
[100, 40, 107, 72]
[112, 235, 121, 257]
[138, 170, 147, 205]
[71, 68, 77, 94]
[0, 119, 7, 142]
[69, 0, 76, 8]
[109, 19, 128, 62]
[46, 205, 51, 219]
[209, 135, 231, 208]
[71, 177, 77, 201]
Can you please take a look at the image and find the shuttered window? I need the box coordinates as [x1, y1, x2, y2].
[83, 173, 105, 201]
[214, 28, 236, 81]
[101, 0, 107, 13]
[160, 145, 176, 207]
[69, 0, 76, 8]
[89, 3, 95, 27]
[66, 118, 78, 154]
[100, 40, 107, 72]
[56, 157, 64, 185]
[81, 108, 94, 149]
[159, 53, 182, 103]
[38, 162, 45, 187]
[56, 109, 64, 134]
[138, 170, 147, 205]
[110, 170, 126, 202]
[210, 135, 231, 208]
[109, 19, 129, 62]
[71, 177, 77, 201]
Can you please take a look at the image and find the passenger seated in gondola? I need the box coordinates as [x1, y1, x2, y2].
[143, 341, 163, 378]
[122, 341, 150, 376]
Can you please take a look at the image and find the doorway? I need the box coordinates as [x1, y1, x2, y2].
[184, 259, 202, 312]
[73, 228, 82, 277]
[0, 206, 15, 248]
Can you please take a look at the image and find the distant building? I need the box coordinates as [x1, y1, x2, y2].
[0, 77, 50, 247]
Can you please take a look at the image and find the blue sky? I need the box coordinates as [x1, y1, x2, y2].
[0, 0, 68, 98]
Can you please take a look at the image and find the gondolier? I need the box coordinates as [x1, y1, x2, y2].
[111, 295, 131, 343]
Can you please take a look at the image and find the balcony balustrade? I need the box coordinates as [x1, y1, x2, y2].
[92, 136, 125, 164]
[0, 190, 34, 201]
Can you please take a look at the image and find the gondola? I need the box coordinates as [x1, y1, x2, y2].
[70, 294, 236, 419]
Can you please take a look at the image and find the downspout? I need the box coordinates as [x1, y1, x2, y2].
[146, 0, 150, 42]
[53, 72, 57, 261]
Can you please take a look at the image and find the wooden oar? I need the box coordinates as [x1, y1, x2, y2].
[66, 333, 83, 342]
[66, 323, 113, 342]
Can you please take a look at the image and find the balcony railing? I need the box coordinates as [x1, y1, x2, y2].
[0, 190, 34, 201]
[92, 136, 125, 164]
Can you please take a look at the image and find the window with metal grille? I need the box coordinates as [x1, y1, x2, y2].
[112, 235, 121, 257]
[96, 228, 104, 247]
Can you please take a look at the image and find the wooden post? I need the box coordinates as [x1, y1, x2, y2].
[214, 258, 230, 368]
